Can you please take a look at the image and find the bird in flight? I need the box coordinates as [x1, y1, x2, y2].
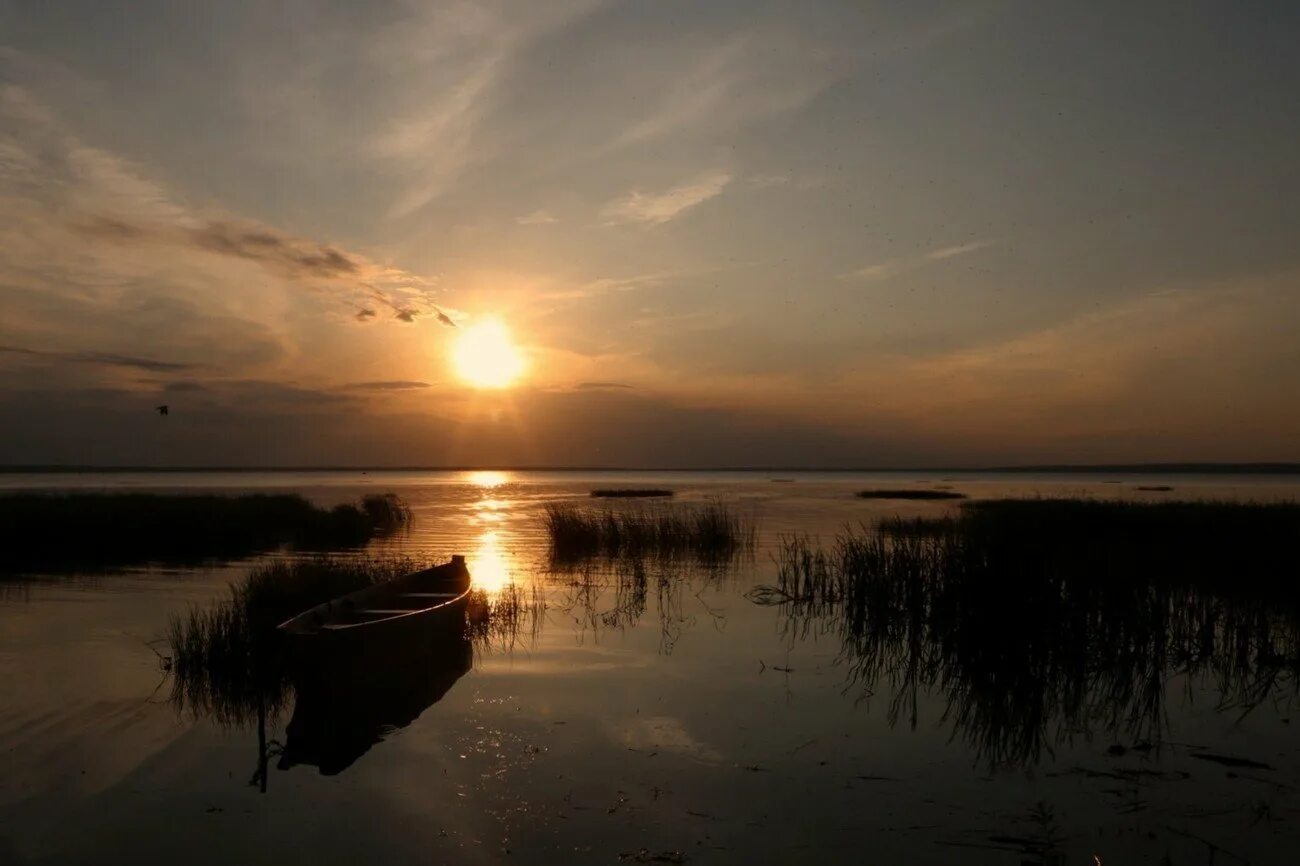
[156, 405, 169, 416]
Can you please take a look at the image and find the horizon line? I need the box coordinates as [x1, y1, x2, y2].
[0, 462, 1297, 475]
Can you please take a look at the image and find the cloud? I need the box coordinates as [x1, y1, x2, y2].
[516, 209, 558, 225]
[355, 308, 377, 321]
[927, 239, 996, 261]
[339, 380, 431, 392]
[573, 381, 635, 391]
[841, 240, 997, 281]
[601, 171, 731, 226]
[367, 1, 607, 217]
[189, 222, 360, 278]
[0, 344, 198, 373]
[840, 262, 900, 282]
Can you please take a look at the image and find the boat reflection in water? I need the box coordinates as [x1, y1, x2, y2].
[277, 611, 472, 776]
[170, 558, 478, 788]
[274, 557, 474, 776]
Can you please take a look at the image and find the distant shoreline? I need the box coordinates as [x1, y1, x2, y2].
[0, 463, 1297, 475]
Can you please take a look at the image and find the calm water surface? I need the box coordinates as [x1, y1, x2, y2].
[2, 470, 1299, 864]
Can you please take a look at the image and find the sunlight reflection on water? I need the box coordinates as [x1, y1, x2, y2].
[469, 530, 516, 596]
[466, 469, 511, 489]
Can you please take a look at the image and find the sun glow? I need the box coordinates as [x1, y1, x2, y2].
[451, 318, 525, 388]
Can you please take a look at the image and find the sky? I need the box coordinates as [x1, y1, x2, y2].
[0, 0, 1297, 467]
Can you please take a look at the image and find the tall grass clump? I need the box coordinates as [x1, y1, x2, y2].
[750, 498, 1300, 768]
[0, 491, 412, 570]
[167, 557, 415, 725]
[543, 500, 755, 564]
[465, 582, 546, 655]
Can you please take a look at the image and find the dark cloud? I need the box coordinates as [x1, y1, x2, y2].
[189, 221, 360, 279]
[364, 290, 455, 327]
[74, 216, 147, 241]
[339, 380, 431, 391]
[0, 344, 196, 373]
[355, 308, 377, 321]
[573, 381, 635, 391]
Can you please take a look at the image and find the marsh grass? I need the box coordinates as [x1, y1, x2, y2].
[543, 500, 755, 563]
[590, 488, 674, 498]
[465, 582, 546, 655]
[167, 555, 543, 726]
[167, 556, 417, 726]
[0, 492, 411, 570]
[752, 498, 1300, 767]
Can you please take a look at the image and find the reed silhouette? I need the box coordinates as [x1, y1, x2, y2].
[543, 500, 755, 565]
[0, 492, 411, 570]
[165, 556, 547, 784]
[750, 498, 1300, 768]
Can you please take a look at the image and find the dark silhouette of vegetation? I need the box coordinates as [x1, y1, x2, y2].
[0, 492, 411, 570]
[167, 556, 544, 730]
[543, 501, 755, 564]
[855, 489, 967, 500]
[590, 488, 675, 498]
[750, 498, 1300, 768]
[167, 557, 415, 727]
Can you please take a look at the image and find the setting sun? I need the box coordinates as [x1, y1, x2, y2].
[450, 318, 525, 388]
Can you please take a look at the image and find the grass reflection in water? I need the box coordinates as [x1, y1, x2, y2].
[749, 498, 1300, 768]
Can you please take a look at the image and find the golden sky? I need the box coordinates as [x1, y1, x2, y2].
[0, 1, 1297, 466]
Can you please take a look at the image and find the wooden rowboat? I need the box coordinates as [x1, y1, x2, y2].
[277, 555, 472, 637]
[272, 556, 474, 775]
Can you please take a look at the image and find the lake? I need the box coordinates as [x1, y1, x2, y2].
[2, 470, 1299, 865]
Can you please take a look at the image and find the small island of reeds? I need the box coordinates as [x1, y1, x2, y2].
[590, 488, 675, 498]
[0, 491, 411, 570]
[855, 489, 967, 500]
[544, 500, 754, 562]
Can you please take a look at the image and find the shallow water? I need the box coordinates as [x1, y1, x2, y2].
[2, 470, 1299, 865]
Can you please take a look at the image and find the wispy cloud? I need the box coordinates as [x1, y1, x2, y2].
[927, 239, 996, 261]
[339, 380, 431, 392]
[366, 1, 606, 218]
[841, 239, 997, 281]
[0, 344, 197, 373]
[516, 209, 558, 225]
[601, 171, 731, 226]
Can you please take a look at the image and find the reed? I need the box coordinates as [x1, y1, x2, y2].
[752, 498, 1300, 767]
[0, 492, 412, 569]
[542, 500, 755, 563]
[166, 556, 416, 725]
[465, 581, 546, 654]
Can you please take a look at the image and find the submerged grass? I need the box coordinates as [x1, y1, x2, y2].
[752, 497, 1300, 767]
[543, 500, 755, 563]
[0, 492, 411, 570]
